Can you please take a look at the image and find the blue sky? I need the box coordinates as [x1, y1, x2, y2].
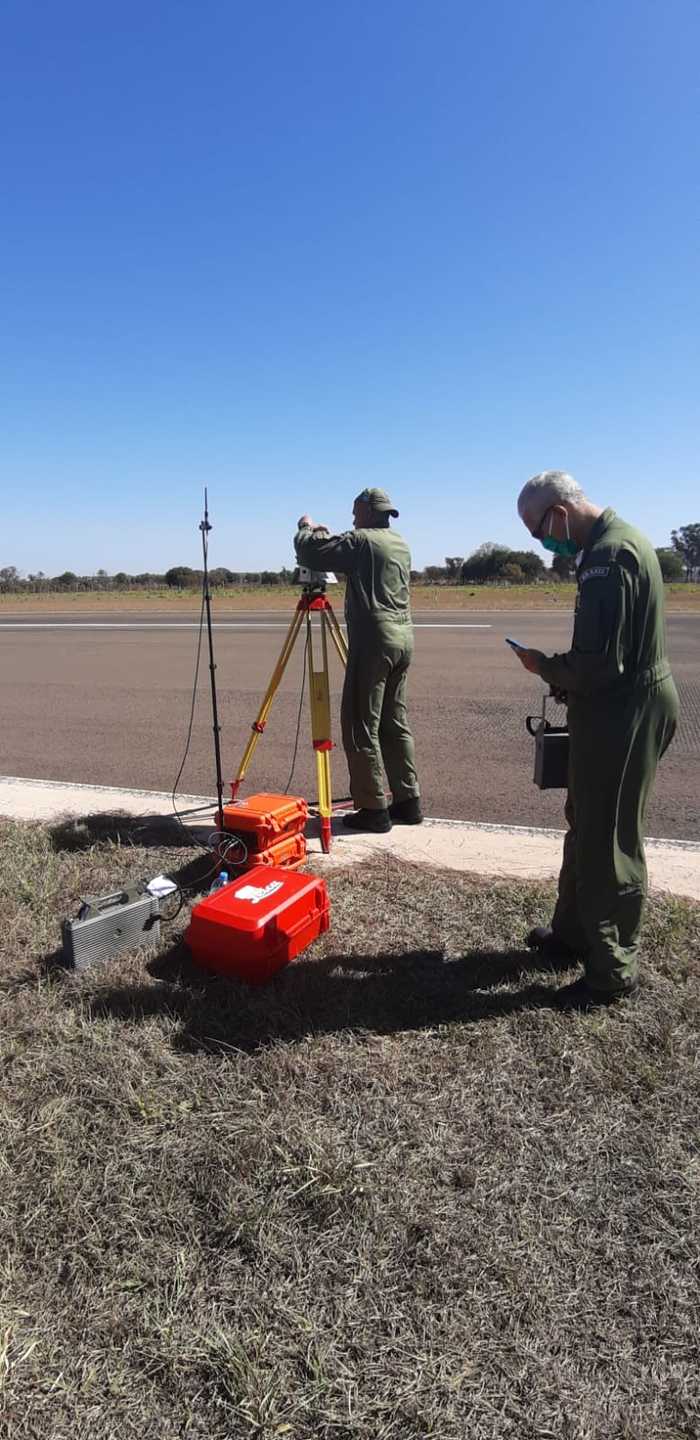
[1, 0, 698, 574]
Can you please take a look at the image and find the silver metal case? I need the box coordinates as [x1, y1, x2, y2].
[62, 887, 161, 969]
[526, 696, 570, 790]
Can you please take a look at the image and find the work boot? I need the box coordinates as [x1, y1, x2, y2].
[526, 925, 583, 961]
[388, 797, 423, 825]
[553, 976, 640, 1011]
[342, 808, 392, 834]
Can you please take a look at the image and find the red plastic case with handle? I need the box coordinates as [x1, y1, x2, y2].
[220, 793, 308, 852]
[185, 865, 329, 985]
[216, 830, 307, 874]
[250, 831, 307, 871]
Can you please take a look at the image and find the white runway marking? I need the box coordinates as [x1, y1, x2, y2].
[0, 621, 492, 631]
[0, 622, 291, 630]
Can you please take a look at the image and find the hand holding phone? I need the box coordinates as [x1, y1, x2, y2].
[508, 641, 546, 676]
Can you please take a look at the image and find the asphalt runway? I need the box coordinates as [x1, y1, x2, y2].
[1, 610, 698, 841]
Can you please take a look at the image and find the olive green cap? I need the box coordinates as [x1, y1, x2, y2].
[355, 487, 399, 517]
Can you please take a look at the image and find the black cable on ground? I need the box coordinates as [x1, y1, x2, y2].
[157, 831, 250, 927]
[168, 802, 220, 817]
[158, 884, 186, 924]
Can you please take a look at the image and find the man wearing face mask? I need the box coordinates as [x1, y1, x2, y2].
[514, 470, 678, 1005]
[294, 489, 421, 833]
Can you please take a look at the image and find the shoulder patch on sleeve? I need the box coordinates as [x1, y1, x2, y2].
[580, 565, 610, 582]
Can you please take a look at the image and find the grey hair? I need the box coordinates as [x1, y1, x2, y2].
[517, 470, 586, 524]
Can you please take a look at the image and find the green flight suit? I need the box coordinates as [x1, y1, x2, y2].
[295, 523, 420, 811]
[539, 509, 679, 994]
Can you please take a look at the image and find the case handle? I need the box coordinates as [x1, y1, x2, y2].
[78, 886, 144, 920]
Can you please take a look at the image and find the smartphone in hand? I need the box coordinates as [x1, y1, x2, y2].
[505, 637, 527, 651]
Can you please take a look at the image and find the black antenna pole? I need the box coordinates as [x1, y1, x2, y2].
[199, 488, 225, 828]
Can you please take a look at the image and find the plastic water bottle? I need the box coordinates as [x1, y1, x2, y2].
[209, 869, 229, 893]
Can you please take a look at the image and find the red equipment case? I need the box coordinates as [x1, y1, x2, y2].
[220, 793, 308, 852]
[249, 831, 307, 871]
[185, 865, 329, 985]
[216, 829, 307, 874]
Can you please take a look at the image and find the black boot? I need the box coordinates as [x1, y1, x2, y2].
[525, 925, 582, 961]
[342, 807, 392, 834]
[388, 797, 423, 825]
[553, 976, 640, 1011]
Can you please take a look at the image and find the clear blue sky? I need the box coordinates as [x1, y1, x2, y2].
[1, 0, 698, 574]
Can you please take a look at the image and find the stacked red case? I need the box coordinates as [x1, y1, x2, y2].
[185, 865, 330, 984]
[252, 832, 307, 870]
[220, 793, 308, 872]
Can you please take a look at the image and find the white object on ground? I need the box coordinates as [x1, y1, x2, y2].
[146, 875, 179, 898]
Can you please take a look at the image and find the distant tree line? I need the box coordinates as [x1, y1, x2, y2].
[163, 566, 297, 588]
[1, 524, 698, 593]
[414, 523, 700, 585]
[667, 524, 700, 580]
[410, 548, 569, 585]
[0, 565, 297, 593]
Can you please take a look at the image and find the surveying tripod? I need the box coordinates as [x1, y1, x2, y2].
[230, 586, 348, 853]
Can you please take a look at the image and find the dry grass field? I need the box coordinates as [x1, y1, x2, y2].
[1, 815, 699, 1438]
[1, 582, 699, 612]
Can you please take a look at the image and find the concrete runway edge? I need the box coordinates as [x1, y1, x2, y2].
[1, 775, 698, 901]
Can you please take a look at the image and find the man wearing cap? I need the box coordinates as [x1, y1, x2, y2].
[294, 488, 422, 832]
[513, 470, 679, 1006]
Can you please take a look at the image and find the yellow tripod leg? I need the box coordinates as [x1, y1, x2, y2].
[308, 611, 334, 852]
[230, 604, 305, 799]
[324, 601, 348, 666]
[314, 748, 333, 854]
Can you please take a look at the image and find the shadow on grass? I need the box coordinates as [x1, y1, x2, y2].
[85, 943, 579, 1052]
[49, 810, 212, 853]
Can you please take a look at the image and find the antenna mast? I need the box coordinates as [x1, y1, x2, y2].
[199, 488, 225, 828]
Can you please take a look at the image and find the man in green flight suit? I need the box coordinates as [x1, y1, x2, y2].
[515, 470, 679, 1005]
[294, 488, 421, 833]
